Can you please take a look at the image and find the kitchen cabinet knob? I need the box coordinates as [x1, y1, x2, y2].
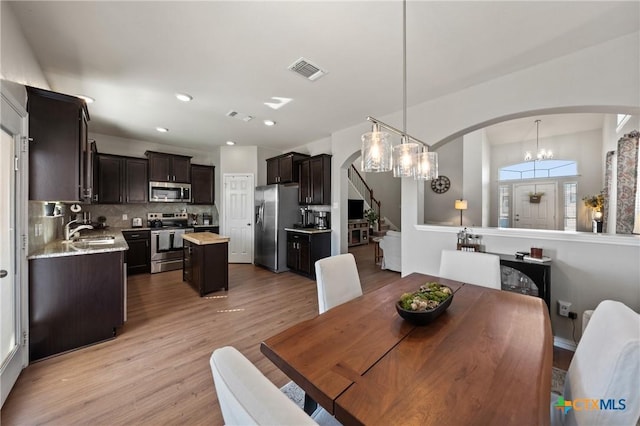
[0, 270, 7, 278]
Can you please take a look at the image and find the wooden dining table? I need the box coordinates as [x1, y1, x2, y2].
[261, 273, 553, 426]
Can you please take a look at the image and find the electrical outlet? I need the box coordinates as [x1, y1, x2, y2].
[557, 300, 571, 317]
[122, 214, 128, 221]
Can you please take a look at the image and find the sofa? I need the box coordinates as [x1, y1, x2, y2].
[379, 230, 401, 272]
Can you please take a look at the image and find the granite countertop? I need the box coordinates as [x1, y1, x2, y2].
[284, 227, 332, 234]
[28, 229, 129, 260]
[193, 224, 220, 228]
[183, 232, 230, 245]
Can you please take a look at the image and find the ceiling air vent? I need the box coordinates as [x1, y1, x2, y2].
[288, 57, 327, 81]
[226, 110, 253, 122]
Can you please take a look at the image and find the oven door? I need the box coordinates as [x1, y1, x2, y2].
[151, 229, 185, 260]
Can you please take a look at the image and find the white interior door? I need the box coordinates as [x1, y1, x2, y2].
[514, 182, 557, 229]
[1, 88, 27, 407]
[223, 174, 254, 263]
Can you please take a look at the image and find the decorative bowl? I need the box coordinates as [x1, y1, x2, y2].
[395, 292, 453, 326]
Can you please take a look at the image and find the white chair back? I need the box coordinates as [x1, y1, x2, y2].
[210, 346, 318, 425]
[560, 300, 640, 426]
[315, 253, 363, 314]
[438, 249, 501, 289]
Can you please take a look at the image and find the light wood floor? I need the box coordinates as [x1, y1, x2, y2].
[1, 243, 572, 425]
[1, 243, 399, 425]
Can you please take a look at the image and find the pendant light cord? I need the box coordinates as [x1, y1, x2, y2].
[402, 0, 407, 137]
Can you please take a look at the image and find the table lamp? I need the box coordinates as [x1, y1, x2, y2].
[455, 199, 468, 226]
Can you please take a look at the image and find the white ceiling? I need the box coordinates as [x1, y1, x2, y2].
[8, 1, 639, 152]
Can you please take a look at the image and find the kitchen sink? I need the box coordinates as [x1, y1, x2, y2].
[75, 235, 116, 245]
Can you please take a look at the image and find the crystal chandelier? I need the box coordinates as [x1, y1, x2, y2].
[524, 119, 553, 161]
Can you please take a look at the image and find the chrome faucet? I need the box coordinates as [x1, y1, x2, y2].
[64, 219, 93, 241]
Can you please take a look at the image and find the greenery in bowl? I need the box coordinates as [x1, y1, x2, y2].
[399, 282, 452, 311]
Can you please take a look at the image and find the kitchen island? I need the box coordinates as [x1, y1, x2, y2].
[182, 232, 230, 296]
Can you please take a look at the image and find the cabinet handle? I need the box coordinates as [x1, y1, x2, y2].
[130, 234, 139, 238]
[119, 195, 122, 203]
[167, 175, 170, 181]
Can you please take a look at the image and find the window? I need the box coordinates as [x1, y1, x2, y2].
[499, 159, 578, 181]
[498, 185, 510, 228]
[563, 182, 577, 231]
[616, 114, 631, 133]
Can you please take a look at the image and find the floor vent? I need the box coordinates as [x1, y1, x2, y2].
[288, 57, 327, 81]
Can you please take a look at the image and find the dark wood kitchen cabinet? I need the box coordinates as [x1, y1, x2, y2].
[266, 152, 309, 184]
[286, 230, 331, 278]
[183, 237, 229, 296]
[27, 86, 92, 202]
[145, 151, 192, 183]
[94, 154, 148, 204]
[122, 230, 150, 275]
[299, 154, 331, 205]
[29, 251, 125, 362]
[191, 164, 215, 204]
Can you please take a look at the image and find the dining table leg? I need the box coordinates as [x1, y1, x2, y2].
[303, 393, 318, 415]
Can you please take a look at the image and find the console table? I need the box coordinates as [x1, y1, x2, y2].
[494, 253, 551, 311]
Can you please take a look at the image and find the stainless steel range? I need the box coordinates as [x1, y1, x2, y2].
[148, 212, 194, 273]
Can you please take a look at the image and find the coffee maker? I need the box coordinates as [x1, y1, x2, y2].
[300, 207, 313, 228]
[315, 211, 329, 229]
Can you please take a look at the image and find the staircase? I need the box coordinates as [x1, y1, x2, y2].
[348, 165, 389, 237]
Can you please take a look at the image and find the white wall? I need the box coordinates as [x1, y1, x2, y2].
[257, 146, 283, 187]
[424, 137, 463, 225]
[0, 2, 50, 103]
[463, 131, 484, 227]
[328, 33, 640, 342]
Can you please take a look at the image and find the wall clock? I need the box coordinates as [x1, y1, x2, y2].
[431, 175, 451, 194]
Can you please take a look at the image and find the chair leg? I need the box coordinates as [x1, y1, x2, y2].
[303, 393, 318, 415]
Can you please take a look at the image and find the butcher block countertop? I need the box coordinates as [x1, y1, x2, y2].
[183, 232, 230, 245]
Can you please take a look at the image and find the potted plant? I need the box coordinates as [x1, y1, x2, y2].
[364, 208, 379, 232]
[528, 192, 544, 203]
[583, 192, 605, 228]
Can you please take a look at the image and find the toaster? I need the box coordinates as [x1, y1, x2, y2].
[131, 217, 143, 228]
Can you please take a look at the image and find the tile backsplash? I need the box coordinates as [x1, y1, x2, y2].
[82, 203, 219, 228]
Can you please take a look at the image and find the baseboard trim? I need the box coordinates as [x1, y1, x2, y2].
[554, 336, 577, 352]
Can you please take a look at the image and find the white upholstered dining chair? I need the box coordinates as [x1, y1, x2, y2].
[438, 249, 501, 289]
[550, 300, 640, 426]
[315, 253, 363, 314]
[210, 346, 341, 426]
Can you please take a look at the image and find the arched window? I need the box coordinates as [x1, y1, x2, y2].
[498, 159, 578, 181]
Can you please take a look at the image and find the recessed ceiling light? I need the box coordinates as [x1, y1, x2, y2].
[76, 95, 94, 104]
[264, 120, 276, 126]
[156, 127, 169, 133]
[176, 93, 193, 102]
[226, 141, 236, 146]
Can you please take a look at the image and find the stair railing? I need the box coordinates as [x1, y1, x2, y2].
[348, 165, 381, 231]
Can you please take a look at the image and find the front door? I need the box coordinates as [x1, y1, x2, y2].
[223, 174, 254, 263]
[1, 88, 27, 407]
[514, 182, 557, 229]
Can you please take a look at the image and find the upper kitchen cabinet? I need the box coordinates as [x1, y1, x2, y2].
[94, 154, 148, 204]
[27, 86, 92, 202]
[145, 151, 192, 183]
[299, 154, 331, 205]
[191, 164, 215, 205]
[266, 152, 309, 184]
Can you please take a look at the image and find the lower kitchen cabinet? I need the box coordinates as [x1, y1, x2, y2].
[29, 251, 125, 362]
[286, 231, 331, 278]
[183, 239, 228, 296]
[122, 230, 150, 275]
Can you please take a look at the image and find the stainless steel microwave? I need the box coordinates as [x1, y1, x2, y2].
[149, 181, 191, 203]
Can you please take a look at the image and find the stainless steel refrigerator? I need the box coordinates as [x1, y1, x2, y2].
[254, 184, 300, 272]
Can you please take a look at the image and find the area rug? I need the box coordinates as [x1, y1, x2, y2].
[280, 381, 305, 409]
[551, 367, 567, 395]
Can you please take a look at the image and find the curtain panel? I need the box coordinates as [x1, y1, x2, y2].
[616, 130, 639, 234]
[603, 150, 615, 233]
